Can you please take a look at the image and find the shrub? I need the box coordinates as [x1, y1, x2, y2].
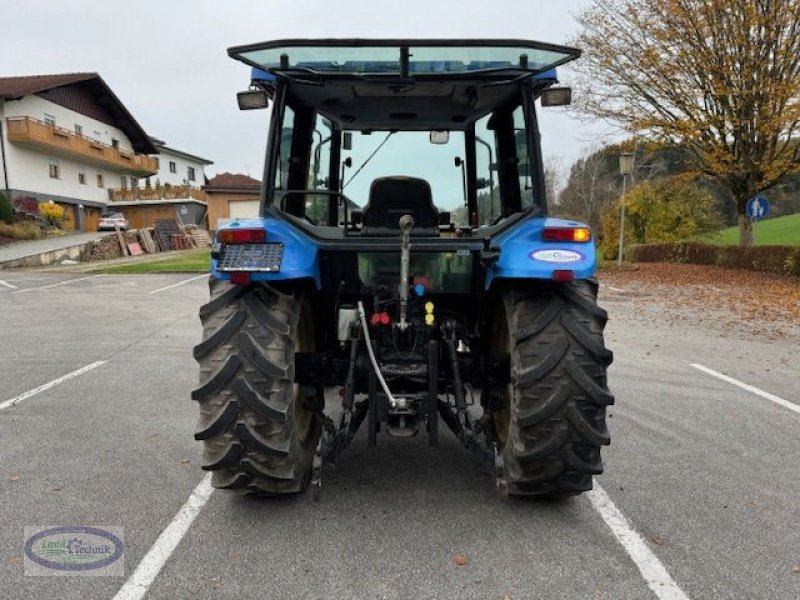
[629, 242, 800, 277]
[600, 177, 721, 259]
[38, 201, 65, 228]
[0, 191, 12, 224]
[0, 221, 41, 240]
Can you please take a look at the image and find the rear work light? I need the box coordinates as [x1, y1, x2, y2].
[218, 228, 266, 244]
[542, 227, 591, 243]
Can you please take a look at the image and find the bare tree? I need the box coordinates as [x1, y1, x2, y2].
[573, 0, 800, 245]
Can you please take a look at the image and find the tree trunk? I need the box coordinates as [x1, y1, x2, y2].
[738, 215, 753, 246]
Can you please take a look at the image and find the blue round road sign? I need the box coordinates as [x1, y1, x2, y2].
[746, 196, 770, 220]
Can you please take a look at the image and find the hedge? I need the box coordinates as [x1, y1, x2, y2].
[628, 242, 800, 277]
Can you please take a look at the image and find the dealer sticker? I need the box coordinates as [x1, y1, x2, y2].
[530, 249, 584, 263]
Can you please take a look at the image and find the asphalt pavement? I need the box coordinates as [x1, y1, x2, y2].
[0, 271, 798, 599]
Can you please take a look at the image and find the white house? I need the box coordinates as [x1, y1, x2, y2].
[141, 139, 212, 189]
[0, 72, 158, 231]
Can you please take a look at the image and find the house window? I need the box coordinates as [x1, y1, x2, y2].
[49, 161, 60, 179]
[120, 176, 128, 189]
[44, 114, 56, 126]
[111, 139, 120, 150]
[97, 173, 104, 188]
[187, 167, 196, 182]
[74, 124, 83, 136]
[169, 161, 177, 173]
[78, 171, 87, 185]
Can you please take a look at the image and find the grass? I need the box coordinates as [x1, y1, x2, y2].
[697, 213, 800, 246]
[94, 248, 211, 274]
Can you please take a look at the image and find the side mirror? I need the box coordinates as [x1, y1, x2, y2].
[237, 90, 269, 110]
[540, 87, 572, 107]
[430, 130, 449, 144]
[476, 177, 489, 190]
[454, 156, 463, 167]
[343, 132, 353, 151]
[344, 157, 353, 168]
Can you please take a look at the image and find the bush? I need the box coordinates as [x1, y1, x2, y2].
[38, 201, 65, 226]
[600, 177, 721, 259]
[0, 191, 12, 224]
[0, 221, 41, 240]
[629, 242, 800, 276]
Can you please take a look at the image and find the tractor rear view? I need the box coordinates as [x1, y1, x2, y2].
[192, 39, 614, 499]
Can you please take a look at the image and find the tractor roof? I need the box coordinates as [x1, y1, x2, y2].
[228, 39, 581, 131]
[228, 38, 580, 79]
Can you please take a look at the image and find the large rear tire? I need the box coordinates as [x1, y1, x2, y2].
[192, 277, 321, 495]
[488, 278, 614, 497]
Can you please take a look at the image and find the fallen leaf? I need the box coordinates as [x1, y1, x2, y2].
[650, 535, 667, 546]
[792, 565, 800, 574]
[8, 555, 21, 565]
[8, 474, 20, 482]
[51, 485, 62, 492]
[503, 595, 512, 600]
[453, 553, 468, 566]
[210, 576, 222, 589]
[179, 459, 190, 465]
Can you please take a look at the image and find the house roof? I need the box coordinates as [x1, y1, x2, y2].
[205, 172, 261, 191]
[0, 72, 157, 154]
[152, 140, 213, 165]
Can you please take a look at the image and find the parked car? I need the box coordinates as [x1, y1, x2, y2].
[98, 213, 129, 231]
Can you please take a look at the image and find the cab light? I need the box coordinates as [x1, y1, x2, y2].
[218, 228, 266, 244]
[543, 227, 591, 243]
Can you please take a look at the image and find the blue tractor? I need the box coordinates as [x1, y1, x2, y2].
[193, 39, 614, 499]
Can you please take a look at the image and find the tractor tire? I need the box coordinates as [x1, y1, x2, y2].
[191, 277, 321, 495]
[488, 278, 614, 497]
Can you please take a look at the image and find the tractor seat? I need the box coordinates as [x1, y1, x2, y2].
[362, 176, 439, 236]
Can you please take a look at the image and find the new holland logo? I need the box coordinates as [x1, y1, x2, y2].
[530, 249, 584, 263]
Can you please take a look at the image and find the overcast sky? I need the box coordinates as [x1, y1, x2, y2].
[0, 0, 615, 181]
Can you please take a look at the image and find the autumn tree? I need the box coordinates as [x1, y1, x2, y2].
[599, 176, 721, 258]
[573, 0, 800, 245]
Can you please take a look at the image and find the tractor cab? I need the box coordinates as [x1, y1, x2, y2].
[228, 39, 579, 236]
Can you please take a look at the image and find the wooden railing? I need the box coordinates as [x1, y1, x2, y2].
[5, 116, 158, 176]
[108, 185, 207, 203]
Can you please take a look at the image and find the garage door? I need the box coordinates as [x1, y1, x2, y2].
[228, 200, 261, 220]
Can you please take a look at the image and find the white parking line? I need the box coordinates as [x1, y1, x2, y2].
[112, 473, 214, 600]
[12, 274, 106, 294]
[0, 279, 18, 289]
[588, 482, 690, 600]
[0, 360, 108, 410]
[149, 274, 207, 295]
[690, 363, 800, 415]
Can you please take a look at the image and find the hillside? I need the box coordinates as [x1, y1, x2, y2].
[698, 213, 800, 246]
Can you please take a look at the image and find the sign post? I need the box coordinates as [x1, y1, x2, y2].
[745, 196, 770, 245]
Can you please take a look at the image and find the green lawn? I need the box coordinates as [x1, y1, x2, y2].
[95, 249, 211, 274]
[698, 213, 800, 245]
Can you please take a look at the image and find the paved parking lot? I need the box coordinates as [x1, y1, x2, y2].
[1, 270, 798, 599]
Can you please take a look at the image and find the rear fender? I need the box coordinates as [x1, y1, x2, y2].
[211, 217, 321, 289]
[484, 217, 596, 289]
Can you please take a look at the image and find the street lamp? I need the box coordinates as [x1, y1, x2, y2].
[617, 152, 635, 266]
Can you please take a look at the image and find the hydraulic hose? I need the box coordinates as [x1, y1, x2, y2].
[357, 301, 400, 407]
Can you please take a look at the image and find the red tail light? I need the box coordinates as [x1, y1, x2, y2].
[218, 228, 266, 244]
[543, 227, 591, 243]
[553, 270, 575, 282]
[230, 272, 251, 285]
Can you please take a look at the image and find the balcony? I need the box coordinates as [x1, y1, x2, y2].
[108, 184, 207, 203]
[5, 116, 158, 176]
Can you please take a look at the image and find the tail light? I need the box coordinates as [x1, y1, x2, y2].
[553, 270, 574, 282]
[543, 227, 591, 243]
[218, 228, 266, 244]
[230, 272, 251, 285]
